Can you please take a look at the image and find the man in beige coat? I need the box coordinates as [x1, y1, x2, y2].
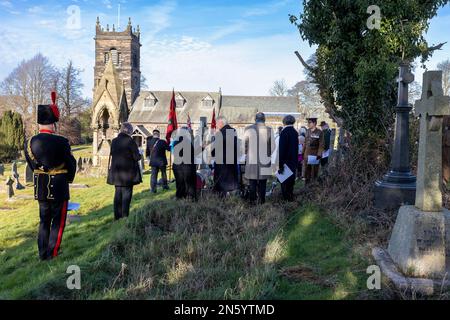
[244, 112, 275, 205]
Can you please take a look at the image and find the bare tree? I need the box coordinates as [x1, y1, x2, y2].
[270, 79, 289, 97]
[437, 59, 450, 95]
[56, 60, 88, 117]
[1, 54, 56, 134]
[409, 81, 422, 104]
[141, 74, 149, 90]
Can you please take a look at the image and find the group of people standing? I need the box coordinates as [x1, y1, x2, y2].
[25, 92, 332, 260]
[106, 112, 333, 220]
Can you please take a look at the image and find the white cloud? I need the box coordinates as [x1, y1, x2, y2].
[141, 33, 313, 96]
[0, 1, 12, 9]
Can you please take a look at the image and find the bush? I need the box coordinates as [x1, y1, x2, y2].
[0, 111, 24, 162]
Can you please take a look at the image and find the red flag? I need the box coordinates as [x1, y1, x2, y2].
[187, 113, 192, 129]
[166, 90, 178, 143]
[211, 108, 216, 130]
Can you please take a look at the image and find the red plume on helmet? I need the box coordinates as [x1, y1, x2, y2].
[50, 91, 60, 120]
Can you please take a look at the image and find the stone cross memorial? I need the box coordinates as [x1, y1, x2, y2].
[414, 71, 450, 211]
[374, 62, 417, 209]
[387, 71, 450, 279]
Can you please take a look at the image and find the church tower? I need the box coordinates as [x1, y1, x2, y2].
[94, 17, 141, 109]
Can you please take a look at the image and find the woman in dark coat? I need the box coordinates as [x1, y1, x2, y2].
[107, 123, 142, 220]
[213, 116, 239, 195]
[172, 127, 197, 201]
[278, 115, 299, 202]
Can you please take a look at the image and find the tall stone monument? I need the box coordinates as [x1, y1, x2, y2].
[374, 62, 417, 209]
[387, 71, 450, 279]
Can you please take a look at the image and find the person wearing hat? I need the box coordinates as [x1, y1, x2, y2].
[244, 112, 275, 205]
[304, 116, 325, 184]
[146, 129, 170, 193]
[278, 115, 299, 201]
[24, 91, 77, 261]
[319, 121, 332, 168]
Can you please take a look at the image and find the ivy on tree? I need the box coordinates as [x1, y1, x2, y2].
[290, 0, 449, 146]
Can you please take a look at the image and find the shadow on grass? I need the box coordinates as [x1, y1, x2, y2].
[0, 186, 173, 300]
[0, 181, 376, 300]
[266, 204, 374, 300]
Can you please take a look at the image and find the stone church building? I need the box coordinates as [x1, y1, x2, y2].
[91, 18, 300, 167]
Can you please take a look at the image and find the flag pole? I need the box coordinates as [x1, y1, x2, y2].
[169, 146, 172, 181]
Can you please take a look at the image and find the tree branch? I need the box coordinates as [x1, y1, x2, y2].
[294, 51, 314, 73]
[428, 42, 447, 52]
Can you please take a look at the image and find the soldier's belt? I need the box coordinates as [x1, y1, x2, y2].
[34, 169, 68, 175]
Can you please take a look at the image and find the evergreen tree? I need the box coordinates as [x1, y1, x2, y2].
[0, 111, 25, 162]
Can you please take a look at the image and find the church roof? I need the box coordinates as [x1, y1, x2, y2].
[220, 95, 298, 124]
[221, 95, 298, 112]
[128, 91, 299, 125]
[92, 57, 127, 109]
[133, 125, 152, 137]
[129, 91, 221, 124]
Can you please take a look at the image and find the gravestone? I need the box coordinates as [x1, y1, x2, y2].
[77, 157, 83, 173]
[11, 162, 25, 190]
[374, 62, 416, 209]
[387, 71, 450, 278]
[11, 162, 18, 179]
[5, 177, 14, 199]
[0, 164, 4, 176]
[24, 163, 33, 185]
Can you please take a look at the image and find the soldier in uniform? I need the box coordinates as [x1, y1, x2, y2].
[303, 116, 325, 184]
[24, 92, 77, 261]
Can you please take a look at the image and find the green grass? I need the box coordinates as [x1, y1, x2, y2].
[269, 205, 373, 300]
[0, 146, 376, 300]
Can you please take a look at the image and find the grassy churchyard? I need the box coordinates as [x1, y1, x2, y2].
[0, 145, 378, 300]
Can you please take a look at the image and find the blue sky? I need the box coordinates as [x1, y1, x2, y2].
[0, 0, 449, 99]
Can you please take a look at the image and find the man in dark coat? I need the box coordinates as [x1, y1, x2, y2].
[107, 123, 142, 220]
[278, 115, 299, 201]
[172, 127, 197, 201]
[146, 130, 169, 193]
[24, 91, 77, 261]
[213, 116, 239, 196]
